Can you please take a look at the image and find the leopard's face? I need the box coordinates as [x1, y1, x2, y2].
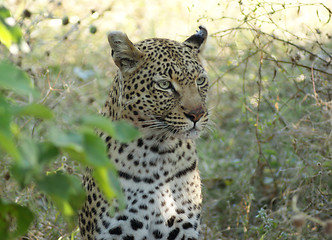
[107, 27, 209, 139]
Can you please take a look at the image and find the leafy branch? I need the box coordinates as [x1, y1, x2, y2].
[0, 6, 140, 239]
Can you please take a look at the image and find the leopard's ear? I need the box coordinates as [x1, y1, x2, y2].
[108, 31, 145, 74]
[183, 26, 208, 53]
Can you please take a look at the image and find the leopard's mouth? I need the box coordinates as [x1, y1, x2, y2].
[139, 115, 207, 139]
[169, 122, 204, 139]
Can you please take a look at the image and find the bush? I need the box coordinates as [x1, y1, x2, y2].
[0, 6, 139, 239]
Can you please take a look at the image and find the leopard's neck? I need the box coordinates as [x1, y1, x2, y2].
[106, 134, 198, 181]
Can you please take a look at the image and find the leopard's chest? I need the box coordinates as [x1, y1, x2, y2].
[107, 136, 197, 180]
[110, 136, 202, 228]
[83, 135, 202, 240]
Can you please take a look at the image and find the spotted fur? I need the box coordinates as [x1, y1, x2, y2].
[79, 26, 209, 240]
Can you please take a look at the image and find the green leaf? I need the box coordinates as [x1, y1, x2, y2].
[0, 131, 19, 159]
[0, 20, 12, 48]
[0, 6, 23, 50]
[10, 139, 41, 186]
[10, 140, 59, 187]
[49, 129, 84, 154]
[0, 7, 11, 18]
[19, 138, 39, 166]
[0, 198, 34, 240]
[0, 97, 20, 160]
[80, 115, 116, 136]
[0, 61, 38, 97]
[81, 129, 110, 166]
[264, 149, 277, 156]
[14, 103, 53, 119]
[93, 167, 116, 200]
[36, 172, 85, 217]
[49, 128, 111, 167]
[113, 120, 140, 143]
[37, 141, 59, 165]
[79, 116, 140, 143]
[36, 172, 76, 199]
[106, 167, 126, 210]
[49, 128, 125, 208]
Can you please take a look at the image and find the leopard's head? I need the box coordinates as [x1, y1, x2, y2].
[107, 26, 208, 139]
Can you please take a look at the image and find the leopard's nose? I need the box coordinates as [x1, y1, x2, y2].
[184, 107, 205, 123]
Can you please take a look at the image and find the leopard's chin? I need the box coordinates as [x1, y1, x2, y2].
[175, 127, 202, 140]
[185, 129, 201, 139]
[170, 121, 205, 140]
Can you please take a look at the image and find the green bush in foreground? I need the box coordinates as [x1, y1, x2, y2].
[0, 7, 139, 239]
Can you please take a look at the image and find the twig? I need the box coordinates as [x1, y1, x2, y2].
[292, 195, 326, 226]
[242, 57, 249, 124]
[207, 57, 256, 116]
[212, 27, 329, 65]
[256, 53, 263, 158]
[311, 62, 320, 105]
[262, 95, 288, 128]
[209, 49, 260, 88]
[264, 58, 332, 77]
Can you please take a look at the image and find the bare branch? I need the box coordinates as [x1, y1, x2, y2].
[263, 58, 332, 76]
[212, 27, 329, 64]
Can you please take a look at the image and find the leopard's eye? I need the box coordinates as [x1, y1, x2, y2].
[196, 77, 207, 86]
[156, 80, 172, 90]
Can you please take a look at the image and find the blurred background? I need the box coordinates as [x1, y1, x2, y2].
[1, 0, 332, 239]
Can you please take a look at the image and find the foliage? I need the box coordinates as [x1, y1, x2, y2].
[0, 198, 34, 240]
[0, 1, 331, 239]
[0, 6, 23, 51]
[0, 6, 139, 239]
[198, 1, 332, 239]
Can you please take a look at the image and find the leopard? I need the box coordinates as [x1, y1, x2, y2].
[79, 26, 209, 240]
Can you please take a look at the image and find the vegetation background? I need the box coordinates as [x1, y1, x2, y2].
[0, 0, 331, 239]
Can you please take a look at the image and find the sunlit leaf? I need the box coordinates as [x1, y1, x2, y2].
[0, 20, 12, 48]
[93, 167, 116, 200]
[92, 166, 125, 210]
[0, 6, 24, 52]
[54, 197, 75, 216]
